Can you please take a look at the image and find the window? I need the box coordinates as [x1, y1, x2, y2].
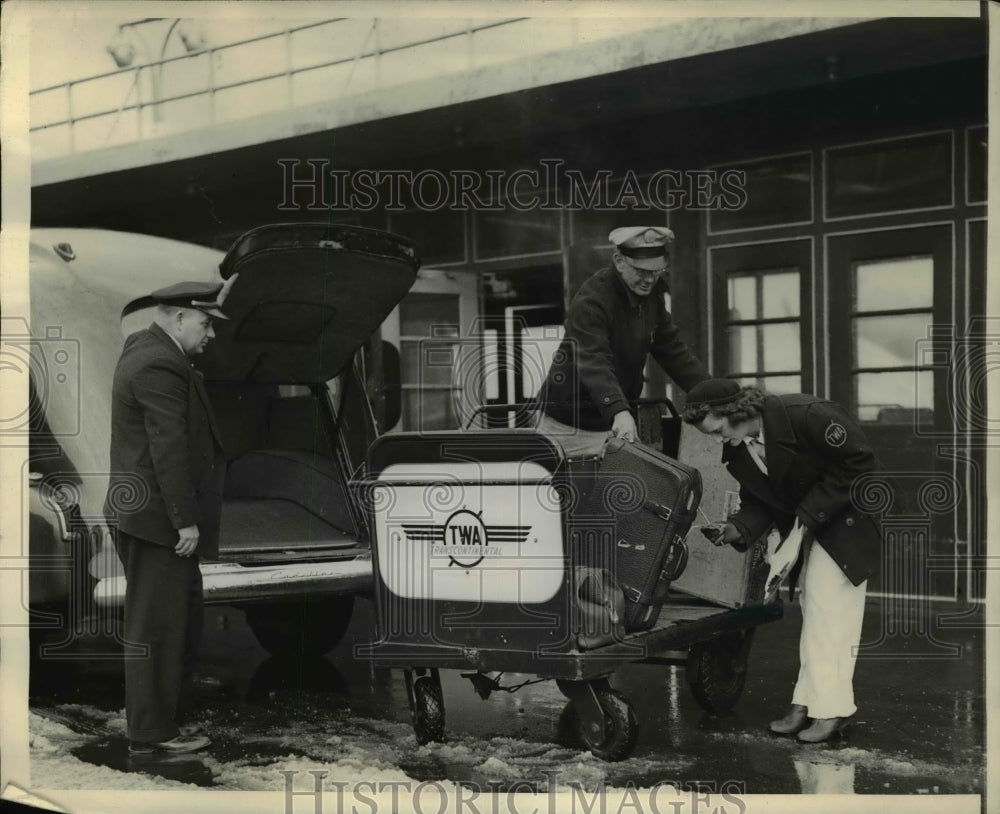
[388, 208, 466, 265]
[825, 132, 953, 218]
[709, 153, 812, 233]
[828, 226, 951, 427]
[399, 293, 461, 430]
[474, 206, 561, 259]
[850, 257, 935, 423]
[710, 239, 811, 394]
[725, 270, 801, 393]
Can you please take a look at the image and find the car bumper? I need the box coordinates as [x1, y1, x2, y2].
[93, 556, 373, 607]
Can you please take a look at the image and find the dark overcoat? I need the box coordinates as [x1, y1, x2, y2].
[724, 394, 881, 586]
[104, 323, 225, 557]
[540, 266, 709, 431]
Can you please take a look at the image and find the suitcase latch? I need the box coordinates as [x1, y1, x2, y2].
[319, 239, 344, 249]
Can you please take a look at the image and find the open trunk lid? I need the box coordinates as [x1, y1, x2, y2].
[197, 223, 420, 384]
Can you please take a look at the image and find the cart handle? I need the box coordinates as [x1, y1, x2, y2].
[462, 397, 680, 430]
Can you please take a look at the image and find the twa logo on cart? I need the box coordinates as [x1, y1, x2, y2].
[403, 509, 531, 568]
[373, 460, 565, 603]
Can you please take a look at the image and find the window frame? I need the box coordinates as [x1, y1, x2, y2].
[707, 149, 814, 235]
[822, 129, 955, 222]
[825, 222, 954, 426]
[708, 237, 814, 395]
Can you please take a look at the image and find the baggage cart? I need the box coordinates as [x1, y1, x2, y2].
[353, 429, 781, 761]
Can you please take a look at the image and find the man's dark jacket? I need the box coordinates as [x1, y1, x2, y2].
[540, 266, 709, 430]
[724, 393, 881, 586]
[104, 323, 225, 557]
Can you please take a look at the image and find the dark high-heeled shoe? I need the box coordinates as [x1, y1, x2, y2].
[797, 714, 855, 743]
[768, 704, 810, 735]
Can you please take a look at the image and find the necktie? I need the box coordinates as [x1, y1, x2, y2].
[746, 436, 768, 474]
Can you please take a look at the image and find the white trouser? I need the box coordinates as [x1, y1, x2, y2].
[791, 538, 867, 719]
[535, 412, 609, 458]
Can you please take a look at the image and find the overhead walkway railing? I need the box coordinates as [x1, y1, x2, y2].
[30, 16, 873, 167]
[29, 17, 569, 159]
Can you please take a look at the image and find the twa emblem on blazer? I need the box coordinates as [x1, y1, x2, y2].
[825, 422, 848, 447]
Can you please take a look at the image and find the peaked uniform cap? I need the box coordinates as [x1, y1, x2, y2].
[121, 278, 237, 321]
[608, 226, 675, 271]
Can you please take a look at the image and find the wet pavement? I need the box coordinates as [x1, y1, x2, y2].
[28, 593, 985, 798]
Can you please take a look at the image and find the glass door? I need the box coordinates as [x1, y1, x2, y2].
[827, 224, 955, 598]
[381, 270, 480, 432]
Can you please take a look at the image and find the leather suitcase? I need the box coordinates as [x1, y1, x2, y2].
[670, 424, 771, 608]
[573, 437, 702, 632]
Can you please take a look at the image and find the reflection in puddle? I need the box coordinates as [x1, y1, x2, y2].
[794, 758, 855, 794]
[246, 655, 349, 703]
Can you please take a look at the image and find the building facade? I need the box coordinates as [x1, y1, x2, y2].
[30, 15, 989, 604]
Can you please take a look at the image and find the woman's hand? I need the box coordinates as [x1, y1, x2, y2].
[701, 522, 742, 548]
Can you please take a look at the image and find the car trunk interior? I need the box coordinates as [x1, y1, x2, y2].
[182, 224, 420, 563]
[208, 381, 362, 559]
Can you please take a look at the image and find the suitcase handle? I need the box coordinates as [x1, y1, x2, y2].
[661, 534, 689, 581]
[574, 566, 626, 649]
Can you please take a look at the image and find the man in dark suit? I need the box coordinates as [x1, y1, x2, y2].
[538, 226, 709, 456]
[104, 281, 231, 755]
[682, 379, 881, 743]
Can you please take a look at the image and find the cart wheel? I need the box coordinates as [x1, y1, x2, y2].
[412, 676, 445, 744]
[576, 688, 638, 762]
[686, 630, 753, 714]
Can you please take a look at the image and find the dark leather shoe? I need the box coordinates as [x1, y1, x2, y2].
[768, 704, 810, 735]
[129, 733, 211, 755]
[797, 714, 854, 743]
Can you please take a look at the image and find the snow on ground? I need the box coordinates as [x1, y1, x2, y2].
[29, 697, 975, 798]
[29, 714, 199, 791]
[28, 703, 665, 793]
[203, 753, 416, 791]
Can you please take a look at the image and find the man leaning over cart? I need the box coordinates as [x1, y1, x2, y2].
[537, 226, 710, 456]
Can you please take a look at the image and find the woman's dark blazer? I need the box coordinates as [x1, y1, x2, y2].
[723, 394, 881, 587]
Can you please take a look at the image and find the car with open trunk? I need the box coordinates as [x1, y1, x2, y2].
[25, 223, 417, 656]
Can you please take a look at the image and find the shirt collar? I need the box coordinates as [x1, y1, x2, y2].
[149, 321, 188, 358]
[162, 328, 187, 356]
[169, 334, 186, 355]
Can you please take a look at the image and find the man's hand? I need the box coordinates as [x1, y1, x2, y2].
[175, 525, 200, 557]
[611, 410, 638, 443]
